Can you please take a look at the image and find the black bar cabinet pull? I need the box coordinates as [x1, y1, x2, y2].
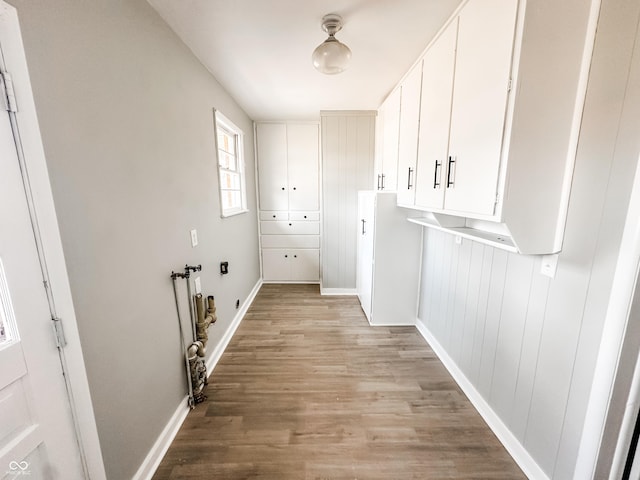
[447, 156, 456, 188]
[381, 174, 386, 190]
[361, 219, 366, 235]
[434, 160, 441, 188]
[407, 167, 414, 189]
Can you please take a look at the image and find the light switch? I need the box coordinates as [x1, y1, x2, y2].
[194, 276, 201, 294]
[541, 254, 559, 278]
[190, 229, 198, 247]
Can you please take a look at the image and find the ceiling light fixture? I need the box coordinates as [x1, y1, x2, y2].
[312, 14, 352, 75]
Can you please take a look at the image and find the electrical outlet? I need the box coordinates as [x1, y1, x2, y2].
[541, 254, 559, 279]
[194, 276, 201, 294]
[190, 229, 198, 247]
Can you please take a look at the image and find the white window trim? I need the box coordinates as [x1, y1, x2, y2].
[213, 109, 248, 218]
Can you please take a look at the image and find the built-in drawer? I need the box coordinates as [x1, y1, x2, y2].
[261, 235, 320, 249]
[289, 212, 320, 221]
[260, 211, 288, 221]
[260, 221, 319, 235]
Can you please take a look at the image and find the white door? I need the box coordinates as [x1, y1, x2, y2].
[396, 62, 423, 207]
[444, 0, 518, 216]
[415, 19, 457, 210]
[356, 192, 375, 322]
[0, 76, 84, 477]
[290, 249, 319, 282]
[262, 249, 291, 281]
[380, 87, 401, 192]
[287, 124, 319, 211]
[256, 123, 289, 211]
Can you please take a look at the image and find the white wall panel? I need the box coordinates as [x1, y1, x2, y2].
[469, 246, 494, 386]
[459, 242, 486, 376]
[321, 113, 375, 290]
[509, 263, 550, 441]
[490, 254, 534, 421]
[449, 240, 472, 364]
[477, 249, 508, 400]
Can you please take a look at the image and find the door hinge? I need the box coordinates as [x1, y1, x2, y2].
[0, 71, 17, 112]
[52, 317, 67, 348]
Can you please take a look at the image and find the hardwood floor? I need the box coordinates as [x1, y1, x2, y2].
[152, 284, 525, 479]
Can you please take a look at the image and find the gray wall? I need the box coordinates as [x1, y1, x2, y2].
[321, 112, 375, 290]
[417, 0, 640, 478]
[7, 0, 260, 478]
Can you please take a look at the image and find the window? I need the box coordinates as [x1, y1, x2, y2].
[0, 258, 18, 350]
[214, 109, 247, 217]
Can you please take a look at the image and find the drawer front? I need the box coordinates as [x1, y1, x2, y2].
[289, 211, 320, 221]
[260, 211, 288, 221]
[260, 221, 319, 235]
[261, 235, 320, 249]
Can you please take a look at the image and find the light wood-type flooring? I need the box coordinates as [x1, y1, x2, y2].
[153, 284, 526, 479]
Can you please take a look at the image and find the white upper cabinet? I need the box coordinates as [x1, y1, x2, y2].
[374, 87, 401, 191]
[392, 0, 598, 254]
[444, 0, 518, 216]
[256, 123, 319, 212]
[414, 19, 458, 210]
[396, 61, 423, 206]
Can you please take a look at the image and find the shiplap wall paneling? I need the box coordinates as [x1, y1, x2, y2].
[321, 112, 375, 291]
[508, 266, 550, 442]
[489, 253, 534, 421]
[457, 242, 487, 377]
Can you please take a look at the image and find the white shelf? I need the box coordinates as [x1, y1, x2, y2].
[408, 216, 518, 253]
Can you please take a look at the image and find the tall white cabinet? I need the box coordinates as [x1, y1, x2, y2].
[356, 191, 422, 325]
[256, 122, 320, 282]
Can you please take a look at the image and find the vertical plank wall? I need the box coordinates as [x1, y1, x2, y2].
[321, 112, 375, 292]
[417, 1, 640, 478]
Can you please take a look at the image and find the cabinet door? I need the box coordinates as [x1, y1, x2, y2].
[287, 124, 319, 211]
[444, 0, 518, 216]
[257, 123, 289, 211]
[374, 106, 384, 190]
[380, 88, 401, 191]
[396, 61, 423, 206]
[290, 249, 320, 281]
[262, 249, 291, 281]
[356, 192, 375, 322]
[415, 20, 457, 210]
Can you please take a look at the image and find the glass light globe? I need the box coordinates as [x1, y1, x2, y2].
[312, 36, 352, 75]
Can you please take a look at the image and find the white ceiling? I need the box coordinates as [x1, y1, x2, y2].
[147, 0, 463, 121]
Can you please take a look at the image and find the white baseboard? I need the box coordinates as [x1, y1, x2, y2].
[320, 287, 357, 296]
[206, 279, 262, 374]
[131, 397, 190, 480]
[415, 319, 549, 480]
[370, 321, 416, 327]
[134, 279, 262, 480]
